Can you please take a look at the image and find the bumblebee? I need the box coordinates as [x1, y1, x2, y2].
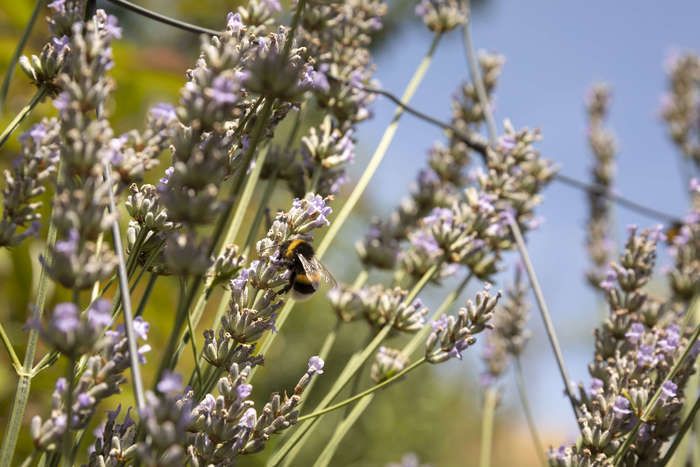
[665, 220, 684, 245]
[277, 239, 337, 300]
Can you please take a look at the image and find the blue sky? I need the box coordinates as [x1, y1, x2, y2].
[337, 1, 700, 436]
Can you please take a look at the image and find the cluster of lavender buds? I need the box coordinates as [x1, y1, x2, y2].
[667, 181, 700, 304]
[31, 300, 151, 453]
[329, 283, 428, 332]
[86, 405, 137, 466]
[425, 285, 499, 363]
[584, 84, 617, 289]
[371, 346, 409, 383]
[551, 227, 698, 465]
[18, 0, 86, 96]
[0, 120, 60, 247]
[415, 0, 467, 33]
[136, 356, 324, 464]
[261, 0, 385, 198]
[357, 56, 505, 274]
[481, 265, 532, 386]
[660, 52, 700, 166]
[44, 11, 122, 290]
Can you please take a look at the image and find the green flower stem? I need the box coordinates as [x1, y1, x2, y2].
[0, 86, 47, 149]
[305, 268, 469, 464]
[296, 320, 343, 413]
[299, 357, 425, 423]
[312, 394, 374, 467]
[508, 216, 579, 420]
[272, 324, 393, 467]
[462, 1, 497, 142]
[515, 356, 547, 467]
[0, 0, 46, 110]
[0, 169, 59, 467]
[134, 273, 158, 318]
[613, 299, 700, 466]
[661, 393, 700, 465]
[60, 357, 77, 467]
[104, 161, 146, 412]
[90, 232, 105, 302]
[0, 321, 22, 373]
[271, 263, 439, 467]
[479, 387, 498, 467]
[251, 33, 442, 380]
[463, 0, 578, 438]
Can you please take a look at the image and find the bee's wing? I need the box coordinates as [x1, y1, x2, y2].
[297, 254, 338, 288]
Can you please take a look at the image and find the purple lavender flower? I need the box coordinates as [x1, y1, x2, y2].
[625, 322, 645, 344]
[157, 371, 183, 395]
[101, 14, 122, 39]
[54, 229, 78, 256]
[149, 102, 177, 123]
[599, 268, 617, 291]
[53, 303, 80, 333]
[226, 12, 243, 33]
[307, 356, 325, 375]
[237, 383, 253, 399]
[240, 407, 257, 429]
[638, 344, 657, 367]
[660, 380, 678, 401]
[47, 0, 66, 13]
[612, 396, 632, 417]
[209, 75, 240, 105]
[589, 378, 604, 396]
[87, 299, 112, 329]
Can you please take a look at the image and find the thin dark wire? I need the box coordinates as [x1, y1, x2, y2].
[104, 0, 221, 36]
[101, 0, 682, 226]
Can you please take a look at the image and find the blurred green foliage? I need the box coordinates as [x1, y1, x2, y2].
[0, 1, 544, 466]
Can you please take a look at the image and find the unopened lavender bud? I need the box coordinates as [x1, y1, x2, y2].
[371, 346, 408, 383]
[415, 0, 467, 33]
[328, 285, 364, 322]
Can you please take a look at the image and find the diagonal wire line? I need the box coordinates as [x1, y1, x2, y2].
[103, 0, 682, 225]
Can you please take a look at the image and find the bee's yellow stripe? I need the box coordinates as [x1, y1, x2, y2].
[295, 274, 312, 285]
[286, 239, 305, 258]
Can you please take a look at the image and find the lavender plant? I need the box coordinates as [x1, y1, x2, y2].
[0, 1, 698, 466]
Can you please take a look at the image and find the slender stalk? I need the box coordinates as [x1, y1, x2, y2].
[0, 321, 22, 373]
[312, 395, 374, 467]
[103, 162, 146, 412]
[134, 273, 158, 318]
[0, 175, 59, 466]
[184, 283, 203, 389]
[462, 3, 498, 142]
[271, 324, 393, 467]
[270, 264, 439, 467]
[479, 387, 498, 467]
[59, 358, 77, 467]
[613, 306, 700, 465]
[299, 358, 425, 423]
[296, 320, 342, 413]
[0, 87, 47, 149]
[509, 216, 579, 420]
[514, 356, 547, 467]
[90, 232, 104, 302]
[661, 394, 700, 465]
[0, 0, 46, 110]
